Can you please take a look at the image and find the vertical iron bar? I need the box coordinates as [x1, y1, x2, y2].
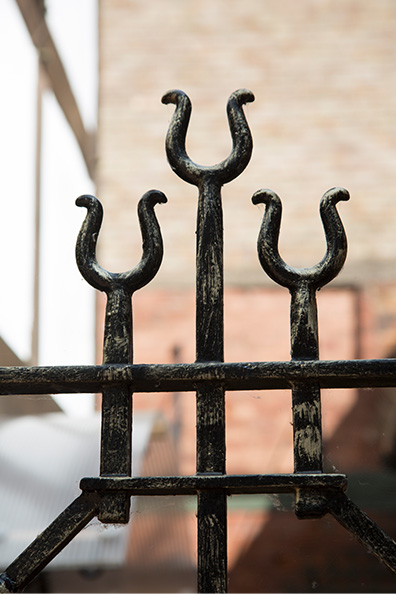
[197, 490, 228, 594]
[290, 283, 322, 474]
[290, 283, 325, 519]
[100, 288, 133, 523]
[253, 187, 349, 519]
[162, 88, 254, 593]
[196, 181, 225, 467]
[196, 181, 227, 593]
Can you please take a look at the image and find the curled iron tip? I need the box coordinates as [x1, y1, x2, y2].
[75, 190, 167, 294]
[321, 186, 350, 205]
[162, 88, 254, 186]
[161, 89, 189, 106]
[252, 188, 280, 207]
[253, 187, 349, 290]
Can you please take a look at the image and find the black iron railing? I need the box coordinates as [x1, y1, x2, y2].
[0, 89, 396, 592]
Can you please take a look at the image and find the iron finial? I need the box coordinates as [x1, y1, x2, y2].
[252, 186, 350, 291]
[162, 88, 254, 185]
[75, 190, 167, 295]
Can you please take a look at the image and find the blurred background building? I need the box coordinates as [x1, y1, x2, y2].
[1, 0, 396, 591]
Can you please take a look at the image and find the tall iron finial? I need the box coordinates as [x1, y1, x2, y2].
[163, 89, 254, 593]
[253, 186, 349, 518]
[75, 189, 166, 524]
[252, 186, 350, 292]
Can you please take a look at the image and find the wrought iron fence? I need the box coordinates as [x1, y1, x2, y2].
[0, 89, 396, 592]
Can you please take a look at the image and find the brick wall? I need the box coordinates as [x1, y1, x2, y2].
[98, 0, 396, 287]
[229, 510, 396, 592]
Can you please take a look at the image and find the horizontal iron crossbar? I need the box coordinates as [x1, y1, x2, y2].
[80, 473, 348, 495]
[0, 359, 396, 394]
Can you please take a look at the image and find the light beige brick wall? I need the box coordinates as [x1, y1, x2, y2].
[96, 0, 396, 477]
[98, 0, 396, 288]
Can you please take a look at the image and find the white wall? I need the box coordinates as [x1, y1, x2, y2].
[0, 0, 37, 362]
[0, 0, 98, 416]
[45, 0, 98, 132]
[39, 90, 95, 415]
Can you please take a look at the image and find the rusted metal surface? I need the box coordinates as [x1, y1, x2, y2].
[80, 473, 348, 495]
[0, 90, 396, 592]
[1, 359, 396, 393]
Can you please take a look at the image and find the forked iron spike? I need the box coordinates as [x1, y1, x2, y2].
[75, 190, 167, 294]
[162, 88, 254, 186]
[252, 187, 349, 290]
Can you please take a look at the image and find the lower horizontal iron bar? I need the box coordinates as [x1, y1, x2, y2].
[0, 360, 396, 395]
[80, 473, 347, 495]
